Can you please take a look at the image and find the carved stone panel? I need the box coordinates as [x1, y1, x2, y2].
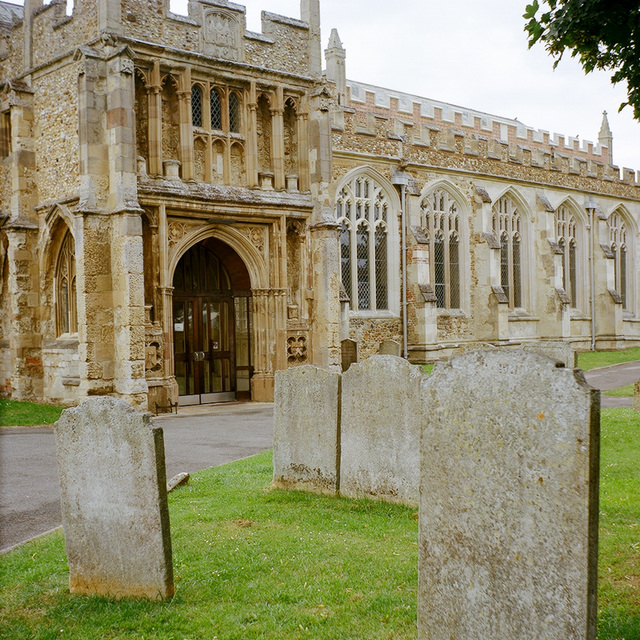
[287, 334, 308, 366]
[203, 10, 241, 61]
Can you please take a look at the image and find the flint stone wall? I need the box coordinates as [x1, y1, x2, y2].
[55, 397, 174, 600]
[419, 350, 599, 640]
[340, 355, 425, 505]
[273, 366, 341, 494]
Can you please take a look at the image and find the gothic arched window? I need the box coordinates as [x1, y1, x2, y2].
[608, 212, 630, 309]
[56, 231, 77, 336]
[420, 189, 461, 309]
[493, 196, 522, 308]
[336, 174, 390, 312]
[555, 205, 578, 307]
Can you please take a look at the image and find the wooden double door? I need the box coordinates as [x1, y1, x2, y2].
[173, 243, 252, 405]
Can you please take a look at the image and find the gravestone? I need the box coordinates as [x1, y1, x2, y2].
[523, 340, 577, 368]
[378, 339, 401, 356]
[55, 397, 174, 600]
[273, 366, 341, 494]
[340, 355, 425, 505]
[341, 338, 358, 372]
[634, 378, 640, 412]
[419, 349, 599, 640]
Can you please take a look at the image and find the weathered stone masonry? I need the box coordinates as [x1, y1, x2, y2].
[1, 0, 639, 408]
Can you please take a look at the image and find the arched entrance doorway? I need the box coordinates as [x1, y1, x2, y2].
[172, 238, 252, 405]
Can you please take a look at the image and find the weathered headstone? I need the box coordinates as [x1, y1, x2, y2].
[273, 366, 341, 494]
[341, 338, 358, 372]
[454, 341, 495, 354]
[523, 340, 577, 368]
[378, 339, 401, 356]
[340, 355, 425, 505]
[55, 397, 174, 600]
[419, 350, 599, 640]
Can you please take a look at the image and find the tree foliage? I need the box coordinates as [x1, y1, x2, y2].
[525, 0, 640, 119]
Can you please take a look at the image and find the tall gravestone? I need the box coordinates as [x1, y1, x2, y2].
[273, 366, 341, 494]
[55, 397, 174, 600]
[341, 355, 425, 505]
[419, 350, 599, 639]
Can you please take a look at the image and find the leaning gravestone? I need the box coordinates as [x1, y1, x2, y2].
[55, 397, 174, 600]
[340, 355, 425, 505]
[419, 350, 599, 640]
[273, 366, 341, 494]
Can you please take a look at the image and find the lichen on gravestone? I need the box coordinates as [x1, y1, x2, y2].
[54, 396, 174, 600]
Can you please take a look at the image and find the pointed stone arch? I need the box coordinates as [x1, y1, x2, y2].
[491, 187, 531, 310]
[333, 166, 401, 315]
[419, 179, 471, 312]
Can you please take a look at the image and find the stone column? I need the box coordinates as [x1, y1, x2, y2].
[97, 0, 122, 35]
[246, 82, 259, 188]
[147, 62, 163, 177]
[3, 79, 41, 400]
[77, 51, 108, 212]
[5, 226, 42, 400]
[251, 288, 272, 400]
[297, 106, 310, 192]
[271, 87, 286, 190]
[106, 53, 148, 408]
[309, 220, 341, 368]
[301, 0, 322, 78]
[307, 86, 341, 369]
[177, 69, 194, 182]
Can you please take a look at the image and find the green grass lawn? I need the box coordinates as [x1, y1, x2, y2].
[0, 399, 65, 427]
[604, 385, 635, 398]
[1, 407, 639, 639]
[577, 347, 640, 371]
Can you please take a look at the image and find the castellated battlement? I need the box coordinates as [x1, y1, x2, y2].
[335, 79, 640, 187]
[0, 0, 321, 80]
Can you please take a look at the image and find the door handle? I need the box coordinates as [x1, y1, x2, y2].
[193, 351, 205, 362]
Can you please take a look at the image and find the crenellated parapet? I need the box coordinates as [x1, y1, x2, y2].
[331, 79, 640, 191]
[0, 0, 322, 83]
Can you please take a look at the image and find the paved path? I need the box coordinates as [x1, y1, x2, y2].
[583, 361, 640, 408]
[0, 402, 273, 553]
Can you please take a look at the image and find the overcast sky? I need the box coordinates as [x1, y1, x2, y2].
[10, 0, 640, 170]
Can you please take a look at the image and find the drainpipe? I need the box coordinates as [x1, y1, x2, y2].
[392, 171, 410, 359]
[586, 197, 597, 351]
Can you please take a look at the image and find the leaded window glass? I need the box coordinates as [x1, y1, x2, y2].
[335, 175, 391, 312]
[229, 92, 241, 133]
[493, 196, 523, 309]
[210, 88, 222, 130]
[420, 189, 462, 309]
[191, 85, 203, 127]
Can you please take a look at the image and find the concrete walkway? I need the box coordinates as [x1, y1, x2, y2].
[0, 402, 273, 553]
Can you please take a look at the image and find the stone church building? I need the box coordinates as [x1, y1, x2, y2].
[1, 0, 639, 409]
